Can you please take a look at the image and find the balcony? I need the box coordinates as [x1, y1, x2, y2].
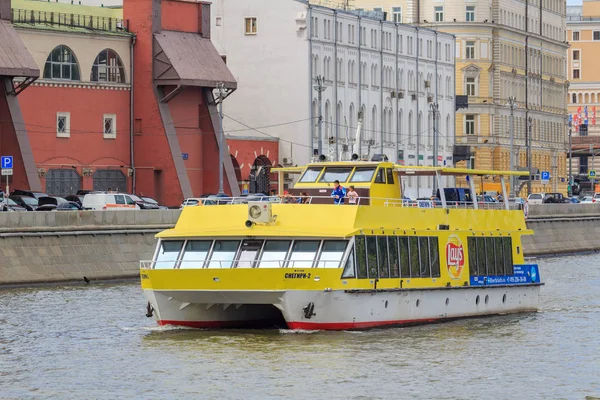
[11, 8, 129, 33]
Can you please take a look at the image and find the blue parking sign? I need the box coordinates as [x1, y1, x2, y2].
[541, 171, 550, 180]
[1, 156, 13, 169]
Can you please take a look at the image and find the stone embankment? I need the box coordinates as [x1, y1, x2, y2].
[1, 205, 600, 286]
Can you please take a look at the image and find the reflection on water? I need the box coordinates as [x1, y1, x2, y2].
[0, 255, 599, 399]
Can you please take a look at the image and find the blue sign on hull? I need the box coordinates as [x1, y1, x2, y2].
[470, 264, 540, 286]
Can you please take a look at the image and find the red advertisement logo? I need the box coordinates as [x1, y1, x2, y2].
[446, 235, 464, 279]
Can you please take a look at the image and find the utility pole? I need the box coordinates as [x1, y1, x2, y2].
[591, 144, 595, 194]
[430, 102, 439, 194]
[527, 116, 533, 195]
[568, 119, 573, 195]
[217, 82, 226, 195]
[508, 96, 516, 198]
[314, 75, 327, 158]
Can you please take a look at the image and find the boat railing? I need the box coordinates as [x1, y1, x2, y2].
[140, 259, 342, 270]
[181, 195, 523, 210]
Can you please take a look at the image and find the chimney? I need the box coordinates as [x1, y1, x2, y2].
[200, 1, 210, 39]
[0, 0, 11, 21]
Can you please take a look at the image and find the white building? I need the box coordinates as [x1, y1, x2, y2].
[211, 0, 456, 198]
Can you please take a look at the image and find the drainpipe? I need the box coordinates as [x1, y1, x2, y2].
[358, 15, 362, 158]
[395, 23, 399, 161]
[130, 35, 136, 194]
[416, 26, 420, 198]
[334, 10, 339, 160]
[308, 5, 314, 161]
[380, 19, 384, 155]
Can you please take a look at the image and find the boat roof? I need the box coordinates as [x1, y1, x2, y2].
[272, 162, 529, 177]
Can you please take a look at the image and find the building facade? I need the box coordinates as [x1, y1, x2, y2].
[1, 0, 241, 206]
[211, 0, 456, 198]
[347, 0, 570, 195]
[566, 1, 600, 192]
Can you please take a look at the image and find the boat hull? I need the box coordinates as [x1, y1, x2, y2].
[144, 284, 540, 330]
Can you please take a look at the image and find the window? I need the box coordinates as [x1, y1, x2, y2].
[374, 168, 386, 183]
[467, 237, 513, 277]
[115, 195, 125, 204]
[317, 241, 347, 268]
[573, 50, 580, 61]
[594, 31, 600, 41]
[342, 249, 356, 278]
[103, 114, 116, 139]
[466, 77, 476, 96]
[91, 49, 125, 83]
[259, 240, 291, 268]
[465, 115, 476, 135]
[236, 240, 263, 268]
[435, 6, 444, 22]
[289, 241, 320, 268]
[56, 112, 70, 138]
[377, 237, 390, 278]
[466, 6, 475, 22]
[355, 236, 368, 278]
[180, 240, 211, 269]
[154, 240, 183, 269]
[299, 167, 322, 182]
[350, 167, 377, 182]
[43, 45, 80, 81]
[573, 69, 580, 79]
[393, 7, 402, 23]
[386, 168, 394, 184]
[572, 31, 580, 41]
[245, 17, 257, 35]
[208, 240, 239, 268]
[319, 167, 353, 183]
[572, 93, 577, 103]
[466, 41, 475, 59]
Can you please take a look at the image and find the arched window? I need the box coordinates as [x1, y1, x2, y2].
[408, 111, 413, 145]
[91, 49, 125, 83]
[43, 45, 80, 81]
[371, 105, 378, 141]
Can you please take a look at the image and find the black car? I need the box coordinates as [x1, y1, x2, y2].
[141, 196, 168, 210]
[8, 194, 38, 211]
[0, 197, 27, 212]
[36, 196, 82, 211]
[128, 194, 160, 209]
[65, 194, 84, 206]
[10, 189, 48, 199]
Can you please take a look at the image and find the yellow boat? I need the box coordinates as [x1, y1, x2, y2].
[140, 161, 541, 330]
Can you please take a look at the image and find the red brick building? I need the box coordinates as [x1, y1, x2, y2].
[0, 0, 279, 206]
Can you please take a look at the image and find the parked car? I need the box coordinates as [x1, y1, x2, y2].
[527, 193, 544, 205]
[542, 193, 569, 204]
[0, 196, 27, 212]
[126, 194, 160, 210]
[10, 189, 47, 199]
[569, 197, 581, 204]
[9, 194, 38, 211]
[436, 188, 473, 205]
[580, 196, 595, 204]
[477, 195, 499, 203]
[592, 193, 600, 203]
[181, 198, 202, 208]
[65, 194, 84, 206]
[82, 193, 140, 210]
[140, 196, 168, 210]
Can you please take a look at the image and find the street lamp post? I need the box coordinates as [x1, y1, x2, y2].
[568, 118, 573, 196]
[430, 102, 439, 194]
[314, 76, 327, 158]
[508, 96, 517, 198]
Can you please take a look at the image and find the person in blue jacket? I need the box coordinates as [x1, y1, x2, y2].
[331, 180, 346, 204]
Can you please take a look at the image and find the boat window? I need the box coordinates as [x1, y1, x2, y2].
[208, 240, 239, 268]
[299, 167, 323, 183]
[154, 240, 184, 269]
[258, 240, 291, 268]
[476, 237, 486, 276]
[419, 237, 431, 277]
[388, 237, 400, 278]
[374, 168, 386, 183]
[236, 240, 263, 268]
[409, 237, 420, 277]
[319, 167, 353, 183]
[399, 237, 410, 277]
[350, 167, 376, 182]
[468, 238, 479, 276]
[355, 236, 368, 278]
[503, 237, 514, 275]
[429, 237, 440, 277]
[288, 241, 320, 268]
[180, 240, 212, 269]
[386, 168, 395, 184]
[341, 249, 356, 278]
[366, 236, 378, 278]
[377, 236, 390, 278]
[485, 238, 495, 276]
[317, 240, 347, 268]
[494, 237, 504, 275]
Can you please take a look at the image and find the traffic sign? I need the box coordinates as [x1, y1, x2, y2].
[589, 170, 596, 178]
[541, 171, 550, 184]
[1, 168, 13, 176]
[1, 156, 13, 169]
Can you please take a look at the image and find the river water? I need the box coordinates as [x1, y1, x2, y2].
[1, 254, 599, 400]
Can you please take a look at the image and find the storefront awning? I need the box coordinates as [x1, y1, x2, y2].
[0, 20, 39, 78]
[153, 30, 236, 90]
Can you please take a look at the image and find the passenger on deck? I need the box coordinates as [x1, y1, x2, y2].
[346, 186, 359, 205]
[297, 192, 310, 204]
[331, 180, 346, 205]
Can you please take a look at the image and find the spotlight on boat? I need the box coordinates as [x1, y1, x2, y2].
[351, 153, 359, 161]
[318, 154, 327, 162]
[245, 220, 254, 228]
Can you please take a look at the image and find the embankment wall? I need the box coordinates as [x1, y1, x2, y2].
[1, 206, 599, 285]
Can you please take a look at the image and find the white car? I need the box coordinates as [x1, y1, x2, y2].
[527, 193, 544, 205]
[82, 193, 141, 210]
[580, 196, 594, 204]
